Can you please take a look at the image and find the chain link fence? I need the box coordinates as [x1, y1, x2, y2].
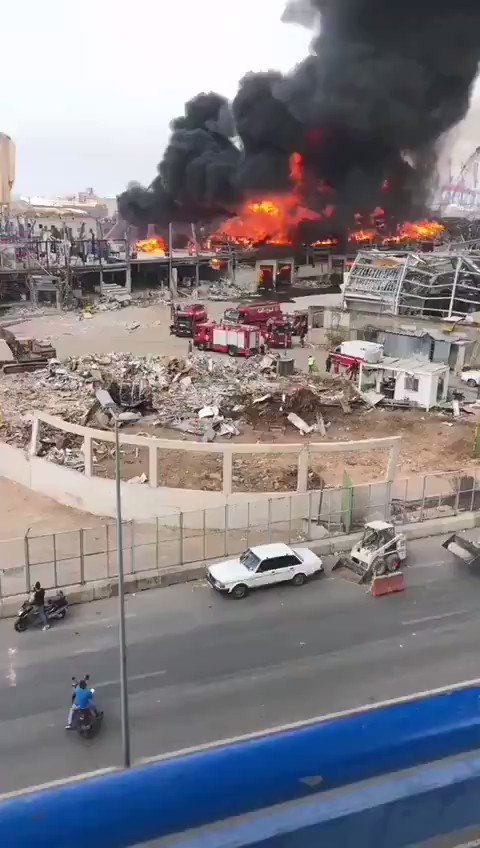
[1, 469, 479, 599]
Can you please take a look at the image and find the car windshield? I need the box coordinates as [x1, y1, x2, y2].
[240, 549, 260, 571]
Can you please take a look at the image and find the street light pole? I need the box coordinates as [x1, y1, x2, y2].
[114, 417, 131, 768]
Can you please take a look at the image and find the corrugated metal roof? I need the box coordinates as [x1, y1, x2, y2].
[362, 356, 449, 374]
[383, 327, 468, 343]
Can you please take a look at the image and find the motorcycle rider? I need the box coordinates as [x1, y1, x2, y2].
[65, 679, 96, 730]
[31, 581, 49, 630]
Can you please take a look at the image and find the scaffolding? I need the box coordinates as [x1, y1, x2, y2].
[344, 250, 480, 319]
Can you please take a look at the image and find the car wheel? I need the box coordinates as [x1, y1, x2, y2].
[291, 572, 307, 587]
[467, 379, 477, 388]
[231, 583, 248, 599]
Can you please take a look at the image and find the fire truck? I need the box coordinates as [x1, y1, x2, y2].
[330, 341, 383, 377]
[262, 317, 293, 349]
[170, 303, 208, 337]
[193, 322, 262, 357]
[223, 302, 282, 327]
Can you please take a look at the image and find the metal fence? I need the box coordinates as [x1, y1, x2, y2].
[1, 469, 480, 600]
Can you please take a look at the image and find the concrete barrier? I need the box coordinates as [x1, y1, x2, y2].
[3, 683, 480, 847]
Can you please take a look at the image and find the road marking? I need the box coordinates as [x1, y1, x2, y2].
[402, 609, 470, 626]
[98, 668, 167, 688]
[5, 647, 17, 687]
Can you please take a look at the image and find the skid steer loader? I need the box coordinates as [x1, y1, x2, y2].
[332, 521, 407, 584]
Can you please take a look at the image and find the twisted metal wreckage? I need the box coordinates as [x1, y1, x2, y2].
[344, 240, 480, 320]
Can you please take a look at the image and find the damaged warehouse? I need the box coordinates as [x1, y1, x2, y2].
[344, 249, 480, 319]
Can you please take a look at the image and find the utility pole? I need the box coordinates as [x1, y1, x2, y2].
[191, 223, 200, 292]
[114, 416, 131, 768]
[168, 222, 173, 293]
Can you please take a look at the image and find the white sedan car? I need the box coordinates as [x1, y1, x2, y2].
[460, 369, 480, 388]
[207, 542, 323, 599]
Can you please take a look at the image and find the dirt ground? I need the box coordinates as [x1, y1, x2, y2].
[0, 479, 107, 540]
[87, 405, 477, 492]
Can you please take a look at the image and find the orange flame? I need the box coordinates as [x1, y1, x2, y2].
[135, 237, 166, 255]
[212, 152, 320, 248]
[348, 219, 445, 246]
[311, 238, 339, 248]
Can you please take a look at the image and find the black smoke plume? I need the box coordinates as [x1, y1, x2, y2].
[118, 1, 480, 236]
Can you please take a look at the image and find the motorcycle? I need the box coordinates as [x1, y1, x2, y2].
[14, 590, 68, 632]
[69, 675, 104, 739]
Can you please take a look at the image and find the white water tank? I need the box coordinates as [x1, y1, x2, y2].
[339, 340, 383, 362]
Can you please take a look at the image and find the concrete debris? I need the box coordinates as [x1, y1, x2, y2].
[259, 355, 275, 372]
[118, 411, 142, 424]
[202, 426, 216, 443]
[198, 405, 219, 419]
[218, 421, 240, 437]
[126, 322, 140, 332]
[128, 473, 148, 484]
[0, 346, 368, 473]
[360, 390, 385, 408]
[287, 412, 315, 435]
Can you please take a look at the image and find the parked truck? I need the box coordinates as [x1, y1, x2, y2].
[330, 340, 383, 377]
[262, 317, 293, 349]
[170, 303, 208, 338]
[193, 322, 262, 357]
[223, 302, 282, 327]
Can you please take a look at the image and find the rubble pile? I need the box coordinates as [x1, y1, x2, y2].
[198, 278, 245, 301]
[0, 350, 361, 477]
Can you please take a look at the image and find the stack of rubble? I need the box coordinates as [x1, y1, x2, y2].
[0, 350, 362, 467]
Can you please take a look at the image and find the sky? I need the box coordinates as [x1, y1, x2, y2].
[5, 0, 480, 200]
[4, 0, 312, 199]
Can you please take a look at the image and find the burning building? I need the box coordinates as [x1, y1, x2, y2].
[118, 2, 480, 254]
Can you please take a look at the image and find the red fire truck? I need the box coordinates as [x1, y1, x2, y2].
[262, 317, 293, 349]
[170, 303, 208, 337]
[223, 302, 282, 326]
[193, 322, 262, 357]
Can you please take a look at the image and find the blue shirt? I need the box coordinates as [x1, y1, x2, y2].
[74, 686, 93, 708]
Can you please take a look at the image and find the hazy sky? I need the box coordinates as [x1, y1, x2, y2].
[4, 0, 311, 198]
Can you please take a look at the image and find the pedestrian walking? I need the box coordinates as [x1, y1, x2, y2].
[325, 354, 332, 373]
[308, 354, 316, 374]
[187, 339, 193, 355]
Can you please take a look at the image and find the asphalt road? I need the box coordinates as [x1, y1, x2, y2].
[2, 535, 480, 795]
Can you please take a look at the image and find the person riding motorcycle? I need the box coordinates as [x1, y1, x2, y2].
[66, 679, 97, 730]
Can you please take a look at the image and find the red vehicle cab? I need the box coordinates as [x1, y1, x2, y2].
[170, 303, 207, 337]
[193, 322, 262, 357]
[262, 317, 293, 349]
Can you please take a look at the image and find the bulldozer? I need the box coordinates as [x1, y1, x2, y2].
[333, 520, 407, 584]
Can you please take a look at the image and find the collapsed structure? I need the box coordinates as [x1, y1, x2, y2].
[344, 245, 480, 319]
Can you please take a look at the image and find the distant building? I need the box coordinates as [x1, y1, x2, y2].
[0, 133, 15, 205]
